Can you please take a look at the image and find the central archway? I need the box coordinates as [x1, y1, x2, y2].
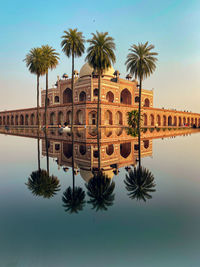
[63, 88, 72, 104]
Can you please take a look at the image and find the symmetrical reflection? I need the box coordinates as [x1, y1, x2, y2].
[0, 126, 199, 211]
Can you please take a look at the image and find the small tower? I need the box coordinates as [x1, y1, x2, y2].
[126, 73, 132, 80]
[62, 73, 68, 79]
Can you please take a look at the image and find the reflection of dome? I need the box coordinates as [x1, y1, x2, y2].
[80, 169, 93, 182]
[79, 63, 115, 78]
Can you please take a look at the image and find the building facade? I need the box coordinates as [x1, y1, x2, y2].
[0, 62, 200, 127]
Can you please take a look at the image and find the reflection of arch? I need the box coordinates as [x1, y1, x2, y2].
[105, 110, 113, 125]
[0, 117, 2, 125]
[120, 89, 132, 105]
[15, 115, 19, 125]
[163, 115, 166, 126]
[115, 111, 122, 125]
[63, 88, 72, 104]
[174, 116, 177, 126]
[106, 144, 114, 156]
[58, 111, 64, 125]
[93, 88, 98, 97]
[76, 110, 84, 125]
[66, 110, 72, 125]
[115, 128, 123, 136]
[135, 96, 139, 103]
[50, 112, 56, 125]
[168, 116, 172, 126]
[79, 91, 86, 102]
[156, 115, 161, 126]
[191, 118, 194, 125]
[187, 118, 190, 125]
[144, 98, 150, 107]
[195, 118, 197, 126]
[143, 140, 149, 149]
[183, 117, 186, 125]
[63, 143, 72, 158]
[79, 145, 86, 155]
[20, 114, 24, 125]
[25, 114, 29, 125]
[106, 91, 114, 102]
[150, 114, 154, 126]
[3, 116, 6, 125]
[120, 143, 131, 158]
[89, 111, 97, 125]
[143, 113, 147, 126]
[55, 96, 59, 103]
[198, 118, 200, 127]
[178, 116, 182, 126]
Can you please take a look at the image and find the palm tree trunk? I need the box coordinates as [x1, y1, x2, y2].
[45, 129, 49, 175]
[97, 70, 101, 170]
[37, 135, 41, 171]
[72, 130, 75, 199]
[37, 74, 40, 129]
[45, 71, 48, 127]
[138, 78, 142, 170]
[71, 50, 74, 130]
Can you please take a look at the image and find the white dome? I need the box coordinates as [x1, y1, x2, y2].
[79, 62, 115, 78]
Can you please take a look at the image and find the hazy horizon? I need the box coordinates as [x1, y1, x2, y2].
[1, 0, 200, 112]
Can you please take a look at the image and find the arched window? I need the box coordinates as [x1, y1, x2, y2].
[93, 88, 98, 97]
[3, 116, 6, 125]
[89, 111, 97, 125]
[115, 111, 123, 125]
[143, 140, 149, 149]
[120, 143, 131, 158]
[25, 114, 29, 125]
[163, 115, 167, 126]
[79, 91, 86, 102]
[183, 117, 186, 125]
[76, 110, 84, 125]
[55, 96, 59, 103]
[63, 88, 72, 104]
[106, 144, 114, 156]
[105, 110, 113, 125]
[156, 115, 161, 126]
[135, 96, 139, 103]
[150, 114, 154, 126]
[66, 111, 72, 125]
[15, 115, 19, 125]
[63, 143, 72, 158]
[20, 115, 24, 125]
[143, 114, 148, 126]
[58, 111, 64, 125]
[120, 89, 132, 105]
[0, 117, 2, 125]
[168, 116, 172, 126]
[179, 117, 182, 126]
[79, 145, 86, 155]
[174, 116, 177, 126]
[7, 116, 10, 125]
[11, 116, 14, 125]
[106, 91, 114, 102]
[50, 112, 56, 125]
[144, 98, 150, 107]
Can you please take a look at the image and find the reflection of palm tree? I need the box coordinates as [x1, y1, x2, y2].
[26, 169, 60, 198]
[62, 187, 85, 213]
[86, 171, 115, 211]
[124, 166, 156, 202]
[62, 130, 86, 214]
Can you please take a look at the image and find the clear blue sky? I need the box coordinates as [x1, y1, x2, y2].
[0, 0, 200, 112]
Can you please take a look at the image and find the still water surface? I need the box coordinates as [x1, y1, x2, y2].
[0, 128, 200, 267]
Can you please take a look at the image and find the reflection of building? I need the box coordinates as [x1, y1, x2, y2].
[1, 63, 200, 127]
[1, 126, 198, 181]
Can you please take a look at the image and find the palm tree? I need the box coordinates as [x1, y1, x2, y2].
[24, 47, 46, 128]
[62, 187, 86, 214]
[41, 45, 59, 127]
[86, 171, 115, 211]
[86, 32, 116, 130]
[26, 169, 61, 198]
[124, 166, 156, 202]
[125, 42, 158, 131]
[61, 29, 85, 130]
